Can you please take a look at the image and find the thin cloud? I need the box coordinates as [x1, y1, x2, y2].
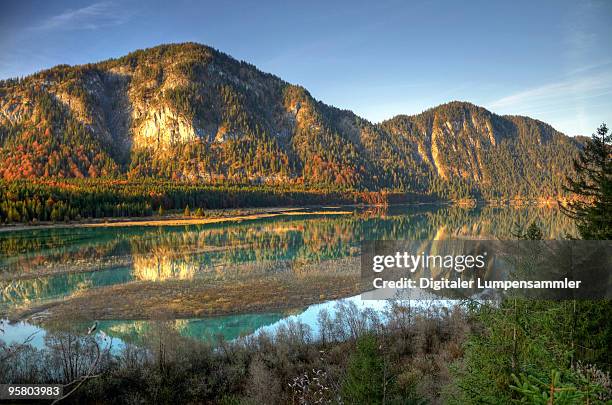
[32, 2, 131, 31]
[565, 59, 612, 76]
[488, 70, 612, 111]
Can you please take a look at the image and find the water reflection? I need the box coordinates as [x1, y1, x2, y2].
[0, 205, 575, 311]
[0, 293, 442, 350]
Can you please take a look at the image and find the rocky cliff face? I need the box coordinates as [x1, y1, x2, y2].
[380, 102, 581, 197]
[0, 43, 581, 198]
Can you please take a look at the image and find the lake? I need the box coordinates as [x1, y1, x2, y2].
[0, 204, 576, 348]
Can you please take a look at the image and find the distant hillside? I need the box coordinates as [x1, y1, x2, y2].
[0, 43, 582, 199]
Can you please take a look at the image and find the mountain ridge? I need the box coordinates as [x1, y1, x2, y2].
[0, 42, 581, 199]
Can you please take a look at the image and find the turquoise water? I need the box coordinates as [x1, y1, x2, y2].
[0, 204, 575, 347]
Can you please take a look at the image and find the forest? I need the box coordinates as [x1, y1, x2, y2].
[0, 124, 609, 403]
[0, 43, 582, 204]
[0, 179, 397, 224]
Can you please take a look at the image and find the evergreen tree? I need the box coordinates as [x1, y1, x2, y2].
[513, 221, 544, 240]
[341, 334, 384, 405]
[562, 123, 612, 239]
[560, 123, 612, 372]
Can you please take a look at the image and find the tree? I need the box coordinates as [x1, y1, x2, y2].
[513, 221, 544, 240]
[560, 123, 612, 370]
[184, 205, 190, 217]
[50, 207, 61, 222]
[510, 369, 603, 405]
[341, 334, 384, 404]
[562, 123, 612, 239]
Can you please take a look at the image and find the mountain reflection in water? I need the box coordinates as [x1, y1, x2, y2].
[0, 204, 575, 344]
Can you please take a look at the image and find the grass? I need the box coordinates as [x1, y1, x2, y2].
[10, 257, 362, 323]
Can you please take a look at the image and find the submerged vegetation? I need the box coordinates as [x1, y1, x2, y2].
[0, 205, 576, 312]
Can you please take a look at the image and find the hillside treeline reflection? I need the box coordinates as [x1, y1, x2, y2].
[0, 205, 575, 307]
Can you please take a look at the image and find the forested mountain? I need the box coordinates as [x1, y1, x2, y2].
[0, 43, 582, 199]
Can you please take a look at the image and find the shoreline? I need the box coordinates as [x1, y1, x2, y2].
[0, 207, 354, 234]
[0, 199, 564, 234]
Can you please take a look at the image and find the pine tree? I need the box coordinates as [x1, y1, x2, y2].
[50, 207, 60, 222]
[561, 124, 612, 370]
[513, 221, 544, 240]
[341, 334, 384, 404]
[562, 123, 612, 239]
[184, 205, 190, 217]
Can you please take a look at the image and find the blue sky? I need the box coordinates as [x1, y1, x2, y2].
[1, 0, 610, 135]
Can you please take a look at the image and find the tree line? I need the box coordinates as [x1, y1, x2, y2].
[0, 179, 398, 224]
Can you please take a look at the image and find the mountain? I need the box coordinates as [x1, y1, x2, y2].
[0, 43, 582, 199]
